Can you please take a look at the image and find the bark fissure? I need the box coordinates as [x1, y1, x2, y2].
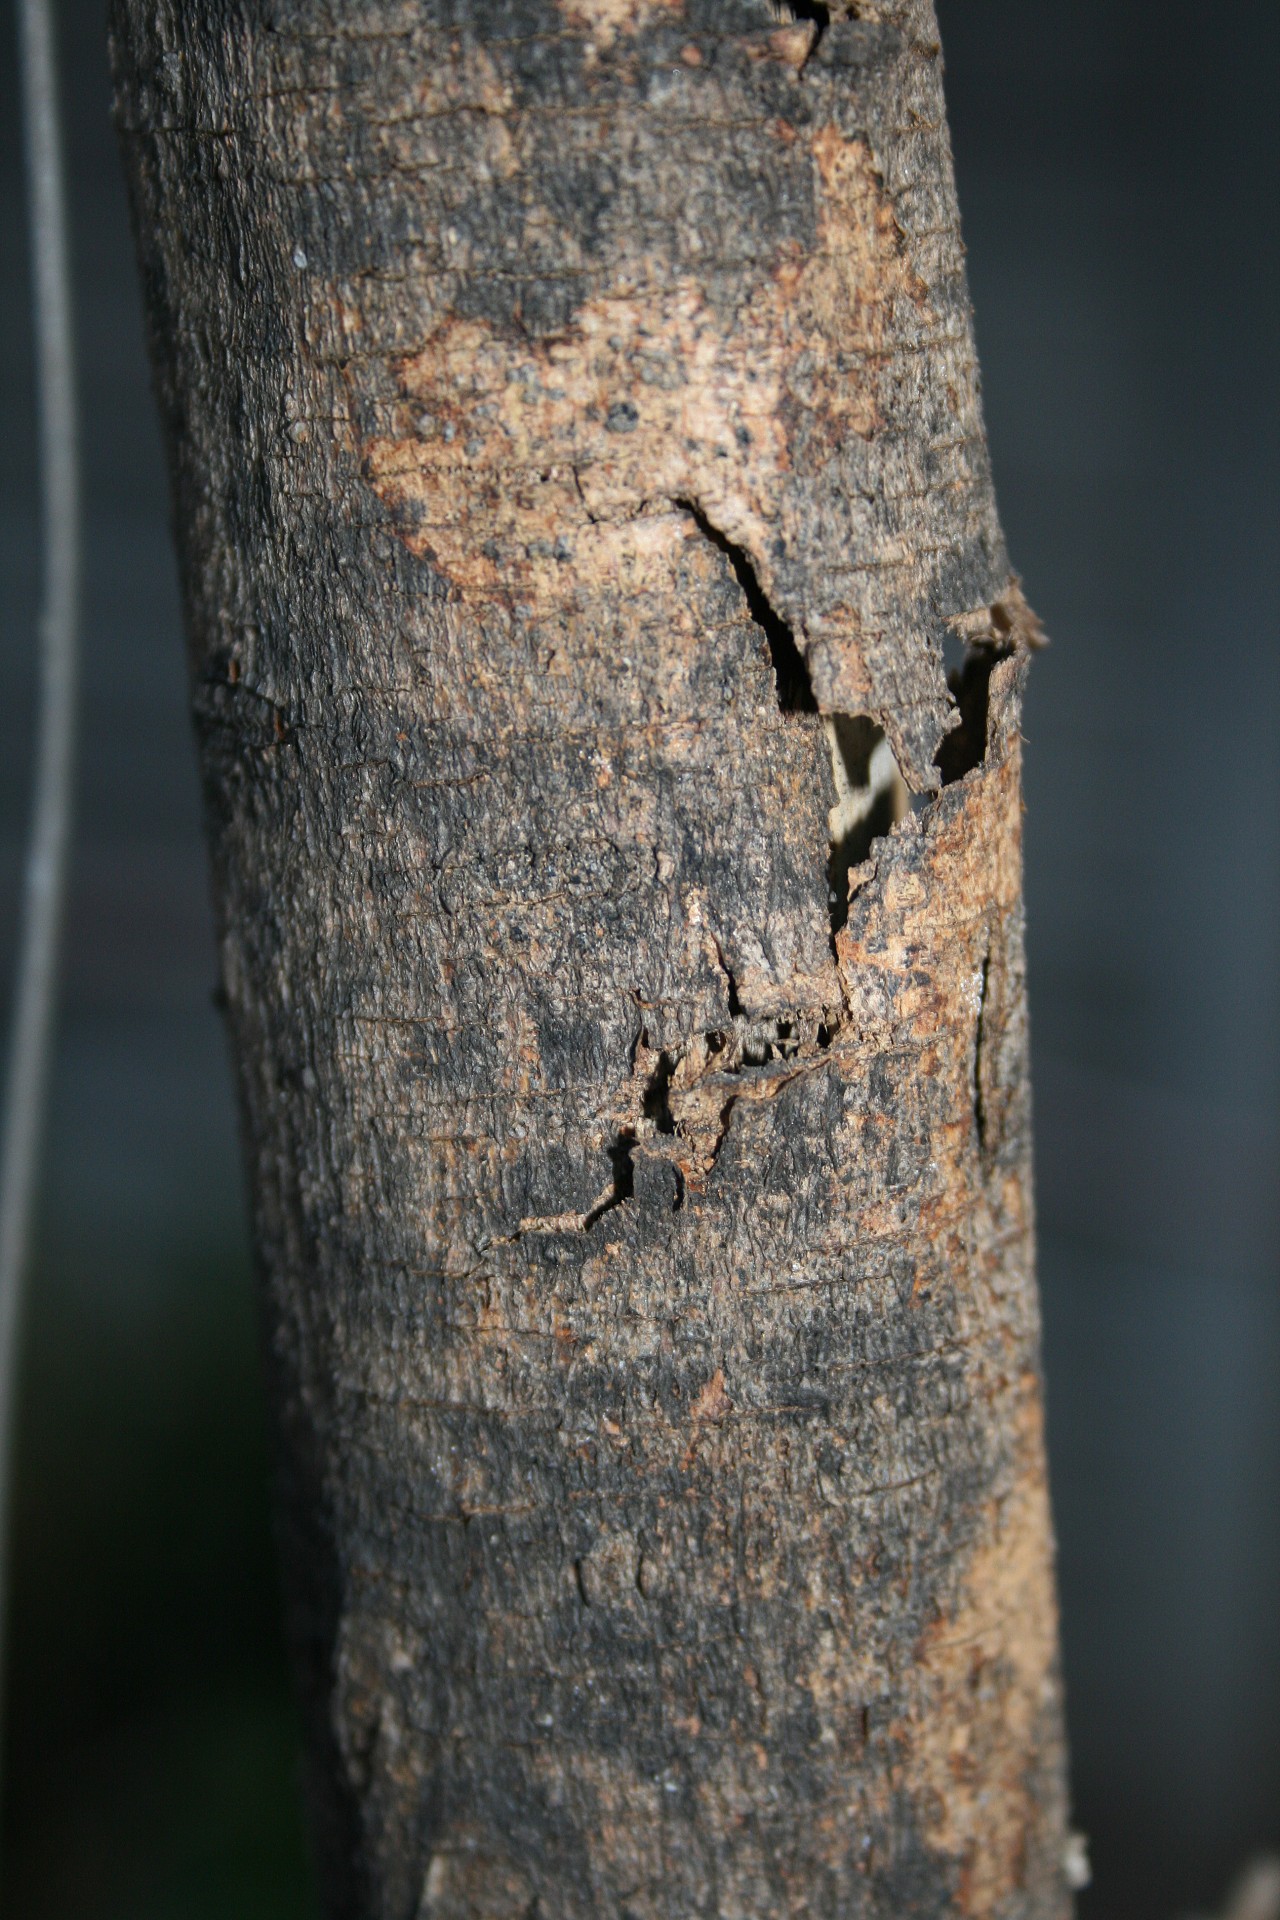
[676, 500, 817, 716]
[676, 505, 926, 943]
[530, 1009, 856, 1243]
[580, 1132, 636, 1231]
[825, 714, 911, 935]
[630, 1008, 849, 1195]
[973, 945, 991, 1159]
[639, 1046, 676, 1134]
[938, 582, 1047, 784]
[711, 938, 745, 1021]
[773, 0, 829, 68]
[935, 645, 1010, 786]
[774, 1, 874, 71]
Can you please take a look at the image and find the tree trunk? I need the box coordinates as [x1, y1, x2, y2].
[110, 1, 1071, 1913]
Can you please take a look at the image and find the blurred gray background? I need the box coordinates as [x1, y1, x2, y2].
[1, 1, 1276, 1914]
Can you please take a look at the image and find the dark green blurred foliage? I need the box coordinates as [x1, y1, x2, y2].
[2, 1236, 315, 1917]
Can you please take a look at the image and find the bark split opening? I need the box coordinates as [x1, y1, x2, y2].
[825, 714, 911, 933]
[628, 1009, 847, 1196]
[567, 1006, 856, 1242]
[673, 508, 1029, 943]
[774, 0, 829, 65]
[934, 642, 1012, 787]
[675, 500, 816, 715]
[973, 945, 991, 1160]
[676, 500, 914, 939]
[580, 1132, 637, 1230]
[773, 1, 869, 64]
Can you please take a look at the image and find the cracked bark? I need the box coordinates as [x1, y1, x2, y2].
[110, 0, 1072, 1914]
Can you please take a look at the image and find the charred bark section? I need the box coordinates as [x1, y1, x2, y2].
[110, 1, 1071, 1914]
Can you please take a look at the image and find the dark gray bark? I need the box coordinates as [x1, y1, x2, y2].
[110, 1, 1072, 1913]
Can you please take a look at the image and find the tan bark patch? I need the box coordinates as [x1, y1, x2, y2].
[359, 284, 791, 604]
[358, 122, 934, 732]
[419, 1836, 535, 1919]
[787, 130, 931, 447]
[690, 1368, 732, 1422]
[362, 130, 927, 584]
[914, 1389, 1061, 1914]
[557, 0, 684, 51]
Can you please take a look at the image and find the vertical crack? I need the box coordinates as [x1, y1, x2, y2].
[641, 1046, 676, 1134]
[934, 645, 1010, 786]
[676, 501, 817, 714]
[825, 716, 910, 935]
[712, 937, 745, 1019]
[710, 1096, 739, 1172]
[582, 1131, 636, 1230]
[775, 0, 830, 63]
[675, 501, 921, 952]
[973, 947, 991, 1158]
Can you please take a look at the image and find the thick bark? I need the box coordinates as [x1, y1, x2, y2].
[111, 1, 1070, 1914]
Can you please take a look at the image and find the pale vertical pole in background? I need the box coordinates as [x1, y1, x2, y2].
[0, 0, 79, 1781]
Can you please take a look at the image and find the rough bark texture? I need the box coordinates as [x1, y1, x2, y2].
[111, 1, 1071, 1914]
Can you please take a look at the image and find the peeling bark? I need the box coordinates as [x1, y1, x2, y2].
[110, 0, 1072, 1914]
